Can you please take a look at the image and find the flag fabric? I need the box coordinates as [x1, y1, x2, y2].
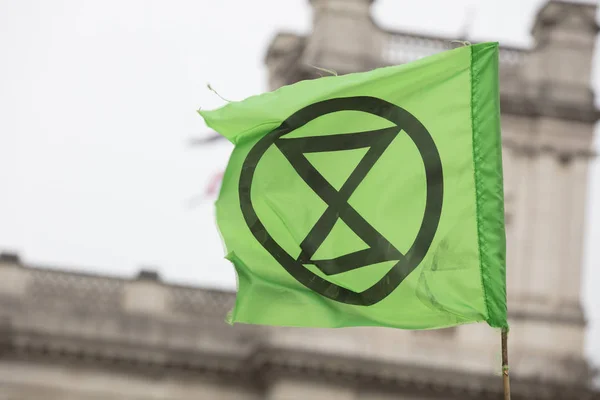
[199, 42, 507, 330]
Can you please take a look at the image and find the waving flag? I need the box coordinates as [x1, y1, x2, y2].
[199, 42, 507, 330]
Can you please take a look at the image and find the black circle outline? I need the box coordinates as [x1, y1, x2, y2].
[239, 96, 443, 306]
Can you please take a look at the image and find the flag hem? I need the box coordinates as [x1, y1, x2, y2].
[470, 43, 508, 329]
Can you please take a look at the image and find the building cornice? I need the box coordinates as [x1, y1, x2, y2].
[257, 347, 598, 400]
[500, 93, 600, 124]
[1, 328, 597, 400]
[0, 256, 594, 392]
[502, 138, 597, 162]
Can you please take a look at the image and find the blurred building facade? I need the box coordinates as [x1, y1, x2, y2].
[1, 0, 599, 399]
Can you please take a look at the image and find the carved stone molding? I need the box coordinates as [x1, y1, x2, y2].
[2, 335, 597, 400]
[502, 138, 597, 162]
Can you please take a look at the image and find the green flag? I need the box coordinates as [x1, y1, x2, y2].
[199, 42, 507, 330]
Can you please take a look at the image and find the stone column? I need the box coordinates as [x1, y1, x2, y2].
[504, 148, 534, 308]
[526, 150, 562, 310]
[560, 156, 590, 309]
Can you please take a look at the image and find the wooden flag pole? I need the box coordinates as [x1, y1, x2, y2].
[502, 329, 511, 400]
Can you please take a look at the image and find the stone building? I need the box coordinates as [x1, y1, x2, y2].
[0, 0, 599, 399]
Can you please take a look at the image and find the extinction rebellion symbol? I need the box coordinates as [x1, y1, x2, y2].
[239, 96, 443, 306]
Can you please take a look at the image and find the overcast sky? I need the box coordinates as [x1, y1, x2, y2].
[0, 0, 598, 364]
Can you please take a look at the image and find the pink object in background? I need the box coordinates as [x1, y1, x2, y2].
[205, 171, 224, 197]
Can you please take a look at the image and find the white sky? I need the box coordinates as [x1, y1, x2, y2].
[0, 0, 598, 365]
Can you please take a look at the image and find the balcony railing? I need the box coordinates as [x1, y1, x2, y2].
[382, 31, 527, 68]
